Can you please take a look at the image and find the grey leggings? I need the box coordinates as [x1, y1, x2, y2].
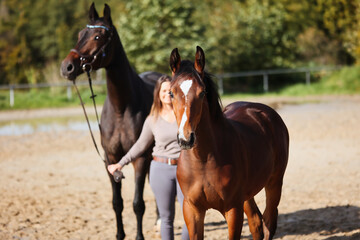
[149, 161, 189, 240]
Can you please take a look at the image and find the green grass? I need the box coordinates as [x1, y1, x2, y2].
[278, 65, 360, 95]
[0, 85, 107, 110]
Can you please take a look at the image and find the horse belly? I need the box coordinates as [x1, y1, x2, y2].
[223, 131, 274, 200]
[243, 143, 274, 198]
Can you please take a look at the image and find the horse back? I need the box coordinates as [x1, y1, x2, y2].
[139, 71, 163, 87]
[224, 101, 288, 142]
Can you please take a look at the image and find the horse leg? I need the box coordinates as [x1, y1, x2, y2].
[133, 158, 148, 240]
[183, 200, 205, 240]
[110, 178, 126, 240]
[262, 178, 284, 240]
[244, 198, 264, 240]
[224, 206, 244, 240]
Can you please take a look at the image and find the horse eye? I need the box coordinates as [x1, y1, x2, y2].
[169, 91, 174, 98]
[94, 35, 100, 40]
[199, 91, 206, 98]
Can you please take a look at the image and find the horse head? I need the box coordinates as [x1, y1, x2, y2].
[60, 3, 115, 81]
[169, 46, 207, 149]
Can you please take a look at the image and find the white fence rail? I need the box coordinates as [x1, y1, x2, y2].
[0, 66, 343, 107]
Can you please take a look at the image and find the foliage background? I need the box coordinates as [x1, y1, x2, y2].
[0, 0, 359, 86]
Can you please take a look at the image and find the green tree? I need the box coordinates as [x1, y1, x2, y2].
[0, 0, 359, 86]
[292, 0, 358, 65]
[202, 0, 295, 72]
[0, 0, 89, 84]
[116, 0, 205, 73]
[0, 0, 32, 84]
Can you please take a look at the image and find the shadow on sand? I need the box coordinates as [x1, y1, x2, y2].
[201, 205, 360, 239]
[276, 205, 360, 239]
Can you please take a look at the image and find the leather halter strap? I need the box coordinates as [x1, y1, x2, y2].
[86, 24, 110, 31]
[70, 24, 113, 72]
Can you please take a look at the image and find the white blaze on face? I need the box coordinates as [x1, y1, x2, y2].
[178, 107, 187, 139]
[178, 80, 193, 140]
[180, 80, 193, 101]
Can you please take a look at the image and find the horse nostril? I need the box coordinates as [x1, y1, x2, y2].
[178, 132, 195, 149]
[189, 132, 195, 146]
[67, 63, 74, 72]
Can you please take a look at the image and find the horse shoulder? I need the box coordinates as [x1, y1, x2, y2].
[100, 99, 148, 161]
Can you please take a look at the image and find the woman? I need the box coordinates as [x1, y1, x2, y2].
[107, 75, 189, 240]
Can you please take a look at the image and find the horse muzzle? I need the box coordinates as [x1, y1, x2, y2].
[177, 132, 195, 150]
[60, 55, 81, 81]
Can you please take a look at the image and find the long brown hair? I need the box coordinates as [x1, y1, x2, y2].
[150, 74, 171, 118]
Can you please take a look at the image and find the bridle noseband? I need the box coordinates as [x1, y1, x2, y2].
[70, 24, 113, 73]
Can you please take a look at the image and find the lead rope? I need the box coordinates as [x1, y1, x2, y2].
[85, 69, 101, 129]
[72, 69, 124, 182]
[73, 80, 104, 160]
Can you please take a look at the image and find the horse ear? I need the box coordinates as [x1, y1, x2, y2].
[103, 4, 113, 26]
[89, 2, 99, 23]
[194, 46, 205, 76]
[170, 48, 181, 76]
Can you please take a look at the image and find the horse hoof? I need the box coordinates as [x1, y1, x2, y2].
[136, 235, 145, 240]
[154, 218, 161, 232]
[116, 233, 125, 240]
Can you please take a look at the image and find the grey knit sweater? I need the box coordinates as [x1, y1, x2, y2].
[118, 115, 180, 166]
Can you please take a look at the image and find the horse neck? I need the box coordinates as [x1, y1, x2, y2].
[104, 34, 142, 113]
[189, 103, 227, 163]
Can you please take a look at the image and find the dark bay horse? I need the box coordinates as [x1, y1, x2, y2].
[60, 3, 161, 240]
[169, 46, 289, 240]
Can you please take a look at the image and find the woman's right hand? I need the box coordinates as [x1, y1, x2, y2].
[107, 163, 122, 175]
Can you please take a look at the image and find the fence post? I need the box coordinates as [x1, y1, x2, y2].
[263, 74, 269, 92]
[10, 85, 14, 107]
[218, 77, 224, 95]
[96, 69, 102, 81]
[306, 71, 311, 85]
[67, 85, 72, 100]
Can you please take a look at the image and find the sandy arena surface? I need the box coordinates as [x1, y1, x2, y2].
[0, 95, 359, 239]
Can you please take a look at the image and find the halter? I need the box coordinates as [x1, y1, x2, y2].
[86, 24, 110, 31]
[70, 24, 113, 73]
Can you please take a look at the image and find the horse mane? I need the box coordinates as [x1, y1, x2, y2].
[175, 60, 223, 119]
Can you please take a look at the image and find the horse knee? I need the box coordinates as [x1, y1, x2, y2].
[113, 198, 124, 213]
[133, 198, 145, 215]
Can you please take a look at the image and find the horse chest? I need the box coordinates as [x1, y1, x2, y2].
[202, 181, 223, 205]
[187, 168, 235, 209]
[205, 166, 236, 200]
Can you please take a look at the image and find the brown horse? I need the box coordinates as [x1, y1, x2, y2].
[169, 46, 289, 240]
[60, 3, 162, 240]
